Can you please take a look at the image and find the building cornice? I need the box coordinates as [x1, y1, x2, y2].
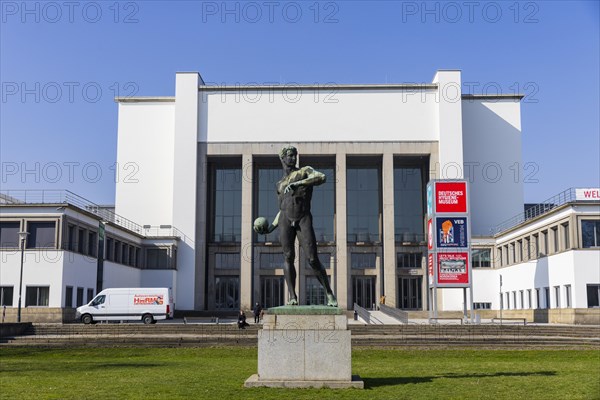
[462, 94, 524, 100]
[114, 97, 175, 103]
[197, 83, 439, 91]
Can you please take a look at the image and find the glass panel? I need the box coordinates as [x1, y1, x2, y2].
[215, 253, 241, 269]
[27, 221, 56, 248]
[587, 284, 600, 308]
[0, 222, 20, 247]
[146, 248, 170, 269]
[397, 252, 423, 269]
[215, 276, 240, 310]
[352, 276, 375, 309]
[257, 167, 282, 243]
[309, 167, 335, 242]
[76, 287, 84, 307]
[582, 220, 600, 248]
[304, 253, 331, 269]
[347, 167, 380, 242]
[259, 253, 284, 269]
[305, 276, 329, 305]
[394, 167, 424, 242]
[212, 168, 242, 243]
[398, 276, 422, 310]
[0, 287, 14, 306]
[65, 286, 73, 308]
[351, 253, 376, 269]
[261, 276, 284, 308]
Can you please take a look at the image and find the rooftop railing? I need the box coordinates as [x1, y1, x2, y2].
[491, 188, 589, 235]
[0, 190, 183, 239]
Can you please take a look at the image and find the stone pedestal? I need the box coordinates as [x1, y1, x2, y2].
[244, 306, 364, 389]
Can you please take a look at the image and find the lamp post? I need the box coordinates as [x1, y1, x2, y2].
[17, 231, 29, 323]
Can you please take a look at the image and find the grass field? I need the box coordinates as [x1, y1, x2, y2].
[1, 347, 598, 399]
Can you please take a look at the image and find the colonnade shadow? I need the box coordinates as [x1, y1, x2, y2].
[364, 371, 556, 388]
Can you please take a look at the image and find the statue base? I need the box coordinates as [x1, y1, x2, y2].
[244, 306, 364, 389]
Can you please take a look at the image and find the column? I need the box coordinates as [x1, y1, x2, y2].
[382, 152, 396, 307]
[335, 153, 349, 309]
[240, 154, 254, 310]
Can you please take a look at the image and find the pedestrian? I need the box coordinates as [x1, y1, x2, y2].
[237, 310, 249, 329]
[253, 302, 262, 323]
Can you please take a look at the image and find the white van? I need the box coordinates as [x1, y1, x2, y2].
[76, 288, 174, 324]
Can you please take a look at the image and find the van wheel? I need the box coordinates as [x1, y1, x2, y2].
[142, 314, 154, 325]
[82, 314, 93, 325]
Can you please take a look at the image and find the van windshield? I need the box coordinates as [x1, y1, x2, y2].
[91, 295, 105, 306]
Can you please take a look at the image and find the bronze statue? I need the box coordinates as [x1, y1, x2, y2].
[254, 146, 338, 307]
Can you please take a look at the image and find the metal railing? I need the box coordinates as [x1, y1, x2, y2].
[1, 190, 184, 239]
[491, 188, 582, 235]
[379, 304, 408, 324]
[353, 303, 383, 325]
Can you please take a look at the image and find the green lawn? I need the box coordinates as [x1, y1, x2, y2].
[1, 347, 598, 399]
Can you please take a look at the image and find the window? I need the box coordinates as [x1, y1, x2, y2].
[87, 232, 97, 257]
[516, 240, 522, 262]
[497, 248, 503, 267]
[552, 227, 559, 253]
[510, 243, 515, 264]
[394, 165, 425, 243]
[519, 290, 524, 309]
[67, 224, 76, 251]
[76, 287, 84, 307]
[146, 248, 170, 269]
[351, 253, 376, 269]
[27, 221, 56, 248]
[541, 230, 548, 255]
[544, 287, 550, 309]
[512, 291, 517, 309]
[562, 223, 570, 250]
[533, 234, 539, 258]
[565, 285, 571, 308]
[524, 237, 530, 260]
[472, 249, 491, 268]
[77, 228, 85, 253]
[587, 284, 600, 308]
[554, 286, 560, 308]
[505, 292, 510, 309]
[347, 166, 380, 242]
[398, 276, 422, 309]
[214, 276, 239, 310]
[0, 286, 14, 306]
[535, 288, 541, 309]
[65, 286, 73, 308]
[304, 252, 331, 269]
[259, 253, 284, 269]
[581, 220, 600, 248]
[25, 287, 49, 306]
[211, 167, 242, 243]
[261, 276, 285, 308]
[353, 276, 376, 309]
[307, 165, 335, 242]
[0, 221, 20, 247]
[306, 276, 330, 305]
[215, 253, 241, 269]
[527, 289, 532, 309]
[397, 252, 423, 269]
[473, 302, 491, 310]
[106, 237, 114, 261]
[256, 167, 282, 243]
[87, 289, 94, 303]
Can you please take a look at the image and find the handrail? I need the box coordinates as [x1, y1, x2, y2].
[380, 304, 408, 324]
[491, 188, 580, 235]
[0, 190, 185, 239]
[353, 303, 383, 325]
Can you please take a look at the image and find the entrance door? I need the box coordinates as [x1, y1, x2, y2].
[261, 276, 285, 308]
[352, 276, 375, 309]
[398, 276, 422, 310]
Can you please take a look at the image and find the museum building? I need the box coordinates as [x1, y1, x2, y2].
[1, 70, 598, 323]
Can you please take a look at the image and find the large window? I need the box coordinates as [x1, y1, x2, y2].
[211, 167, 242, 243]
[146, 248, 171, 269]
[397, 252, 423, 269]
[305, 276, 330, 305]
[0, 286, 14, 306]
[304, 252, 331, 269]
[214, 276, 240, 310]
[65, 286, 73, 308]
[256, 167, 282, 243]
[307, 165, 335, 242]
[25, 286, 49, 307]
[581, 220, 600, 248]
[26, 221, 56, 248]
[76, 287, 84, 307]
[261, 276, 285, 308]
[398, 276, 422, 310]
[347, 166, 380, 242]
[353, 276, 375, 309]
[351, 252, 376, 269]
[394, 165, 425, 243]
[215, 253, 241, 269]
[0, 221, 20, 247]
[587, 284, 600, 308]
[259, 253, 284, 269]
[472, 248, 491, 268]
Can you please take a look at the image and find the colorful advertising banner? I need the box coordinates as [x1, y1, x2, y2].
[428, 254, 434, 285]
[134, 294, 164, 305]
[436, 217, 468, 248]
[437, 252, 470, 285]
[427, 219, 434, 250]
[435, 181, 468, 213]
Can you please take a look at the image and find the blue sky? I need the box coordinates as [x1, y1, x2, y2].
[1, 0, 599, 205]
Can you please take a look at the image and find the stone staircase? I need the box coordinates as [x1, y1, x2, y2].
[2, 322, 598, 348]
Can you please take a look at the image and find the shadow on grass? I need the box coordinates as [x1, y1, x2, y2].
[5, 363, 165, 373]
[364, 371, 557, 389]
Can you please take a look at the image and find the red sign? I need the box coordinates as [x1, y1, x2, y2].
[437, 252, 469, 285]
[428, 254, 434, 284]
[435, 182, 467, 213]
[427, 219, 433, 250]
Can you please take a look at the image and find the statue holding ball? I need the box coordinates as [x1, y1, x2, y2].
[254, 146, 338, 307]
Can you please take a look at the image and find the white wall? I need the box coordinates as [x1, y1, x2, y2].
[572, 250, 600, 308]
[62, 252, 98, 306]
[200, 89, 438, 143]
[103, 261, 142, 288]
[462, 99, 523, 236]
[115, 102, 175, 227]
